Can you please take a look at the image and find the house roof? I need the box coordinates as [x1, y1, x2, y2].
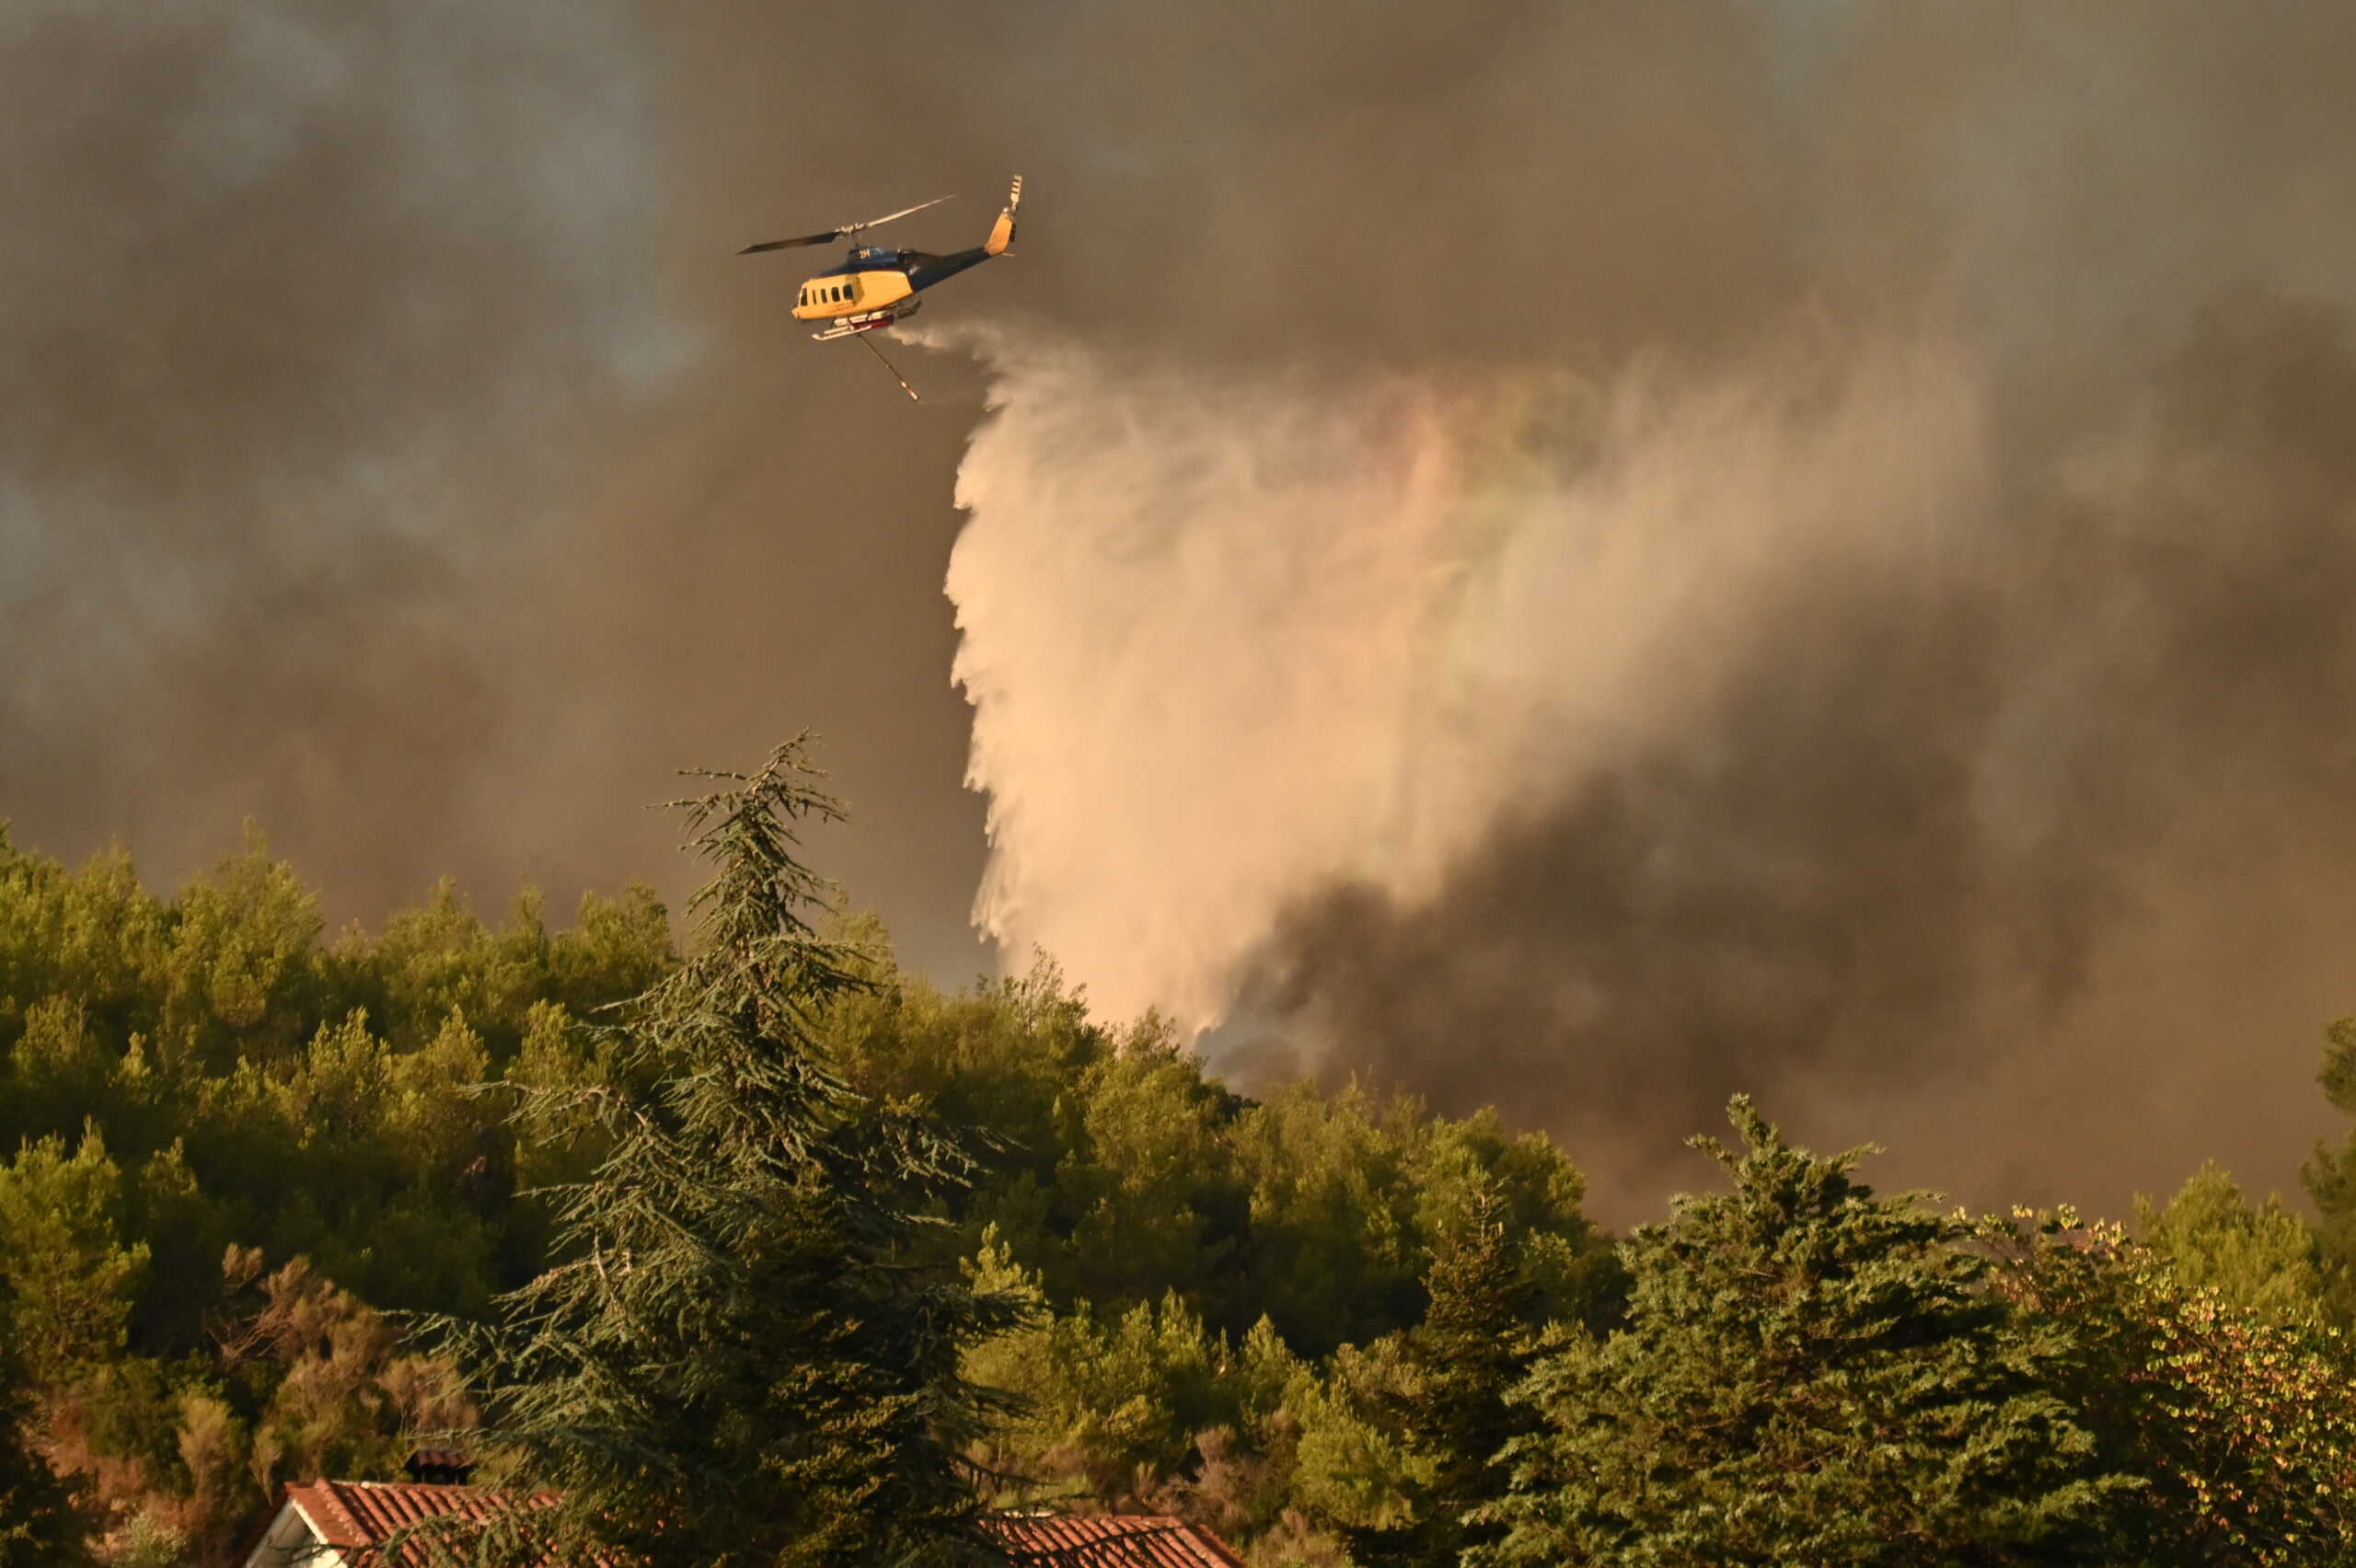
[987, 1513, 1250, 1568]
[260, 1480, 1244, 1568]
[286, 1479, 517, 1546]
[254, 1480, 566, 1567]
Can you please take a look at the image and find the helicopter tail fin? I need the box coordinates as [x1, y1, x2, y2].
[984, 175, 1022, 256]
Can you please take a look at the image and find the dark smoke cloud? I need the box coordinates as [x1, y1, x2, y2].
[1201, 293, 2356, 1220]
[0, 1, 678, 905]
[0, 0, 1009, 974]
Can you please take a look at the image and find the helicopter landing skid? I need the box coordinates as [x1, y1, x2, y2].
[809, 299, 920, 342]
[809, 316, 890, 340]
[804, 302, 922, 398]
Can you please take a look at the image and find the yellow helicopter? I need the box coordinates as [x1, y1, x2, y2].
[738, 176, 1022, 401]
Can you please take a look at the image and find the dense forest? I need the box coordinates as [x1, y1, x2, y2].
[6, 747, 2356, 1567]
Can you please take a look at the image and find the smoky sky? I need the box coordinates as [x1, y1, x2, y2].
[0, 1, 681, 922]
[1213, 293, 2356, 1217]
[7, 1, 2356, 1220]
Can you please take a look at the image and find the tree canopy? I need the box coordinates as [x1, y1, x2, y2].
[1478, 1099, 2131, 1568]
[4, 810, 2355, 1568]
[430, 743, 1028, 1568]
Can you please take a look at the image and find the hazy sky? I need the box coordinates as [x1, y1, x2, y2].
[7, 1, 2356, 1222]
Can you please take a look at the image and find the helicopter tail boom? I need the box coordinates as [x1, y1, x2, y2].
[984, 174, 1022, 257]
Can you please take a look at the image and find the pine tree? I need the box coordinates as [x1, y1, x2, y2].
[2135, 1161, 2327, 1327]
[1345, 1181, 1539, 1568]
[1476, 1098, 2131, 1568]
[428, 741, 1028, 1567]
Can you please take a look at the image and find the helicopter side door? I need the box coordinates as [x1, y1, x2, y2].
[792, 270, 914, 321]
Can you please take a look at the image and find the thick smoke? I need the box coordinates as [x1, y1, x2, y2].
[0, 1, 1014, 971]
[0, 2, 677, 905]
[940, 3, 2356, 1217]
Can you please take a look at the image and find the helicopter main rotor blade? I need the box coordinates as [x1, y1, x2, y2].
[737, 230, 843, 254]
[845, 193, 953, 234]
[737, 195, 953, 255]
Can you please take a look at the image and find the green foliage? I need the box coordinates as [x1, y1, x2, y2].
[0, 802, 1631, 1564]
[1992, 1209, 2356, 1566]
[1288, 1334, 1427, 1540]
[436, 743, 1029, 1568]
[0, 822, 673, 1557]
[0, 825, 673, 1322]
[1055, 1025, 1251, 1314]
[2135, 1162, 2327, 1327]
[0, 1129, 150, 1387]
[322, 879, 673, 1067]
[7, 779, 2356, 1568]
[827, 965, 1619, 1358]
[964, 1233, 1231, 1505]
[1479, 1098, 2130, 1568]
[2304, 1015, 2356, 1319]
[964, 1234, 1348, 1563]
[1337, 1182, 1542, 1568]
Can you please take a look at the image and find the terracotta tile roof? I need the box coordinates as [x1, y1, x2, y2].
[283, 1479, 558, 1564]
[986, 1513, 1250, 1568]
[283, 1480, 1242, 1568]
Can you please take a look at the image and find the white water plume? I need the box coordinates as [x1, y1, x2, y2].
[937, 323, 1989, 1034]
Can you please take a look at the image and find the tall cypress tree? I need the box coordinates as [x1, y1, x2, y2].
[432, 741, 1026, 1567]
